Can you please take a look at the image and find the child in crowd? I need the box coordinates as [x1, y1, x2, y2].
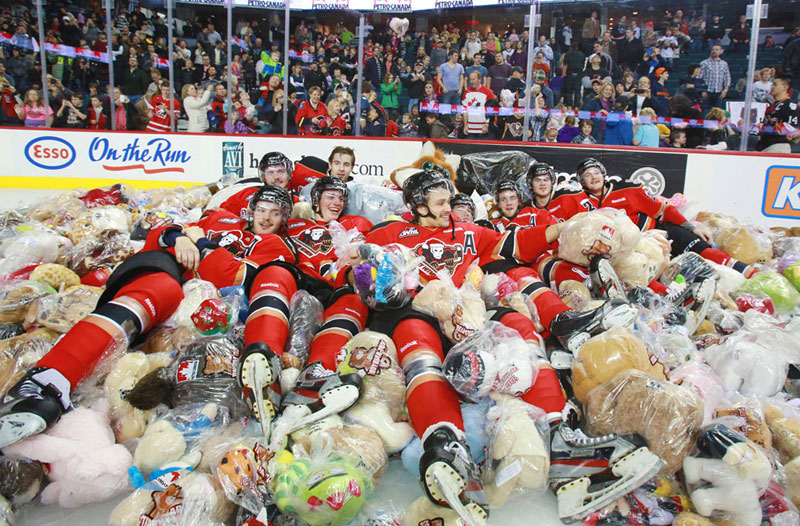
[571, 119, 597, 144]
[557, 115, 580, 143]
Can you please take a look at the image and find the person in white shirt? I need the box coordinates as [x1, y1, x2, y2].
[752, 67, 774, 103]
[465, 31, 482, 60]
[533, 35, 554, 67]
[657, 27, 679, 68]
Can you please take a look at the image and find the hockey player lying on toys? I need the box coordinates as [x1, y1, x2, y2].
[0, 182, 365, 452]
[490, 163, 626, 301]
[337, 169, 662, 525]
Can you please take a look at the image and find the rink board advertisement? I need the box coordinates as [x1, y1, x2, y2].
[1, 128, 799, 227]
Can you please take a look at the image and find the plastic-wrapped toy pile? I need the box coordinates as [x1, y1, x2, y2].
[4, 149, 800, 526]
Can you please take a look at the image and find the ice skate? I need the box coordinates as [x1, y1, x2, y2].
[549, 423, 664, 523]
[589, 256, 627, 300]
[549, 298, 638, 354]
[237, 343, 282, 441]
[628, 286, 686, 326]
[0, 367, 71, 448]
[419, 424, 489, 526]
[278, 361, 362, 434]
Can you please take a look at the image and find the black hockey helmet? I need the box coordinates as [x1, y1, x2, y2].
[249, 184, 293, 226]
[258, 152, 293, 180]
[493, 178, 524, 202]
[527, 162, 556, 189]
[402, 169, 455, 213]
[450, 193, 476, 218]
[311, 175, 349, 215]
[576, 158, 607, 181]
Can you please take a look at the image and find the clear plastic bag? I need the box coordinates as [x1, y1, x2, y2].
[556, 209, 641, 267]
[329, 220, 367, 277]
[712, 397, 772, 452]
[585, 369, 704, 474]
[343, 182, 407, 225]
[615, 229, 672, 288]
[28, 285, 103, 333]
[763, 399, 800, 464]
[284, 289, 324, 365]
[442, 321, 539, 402]
[353, 243, 421, 310]
[572, 327, 667, 404]
[271, 444, 374, 526]
[412, 271, 486, 344]
[482, 393, 549, 508]
[0, 228, 72, 277]
[212, 438, 273, 515]
[165, 280, 222, 329]
[190, 296, 242, 336]
[784, 262, 800, 292]
[670, 361, 728, 426]
[682, 423, 773, 526]
[736, 272, 800, 314]
[67, 206, 132, 245]
[66, 230, 135, 276]
[580, 475, 691, 526]
[0, 455, 46, 507]
[0, 279, 55, 324]
[458, 150, 535, 196]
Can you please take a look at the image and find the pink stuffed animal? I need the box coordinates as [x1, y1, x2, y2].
[2, 398, 132, 508]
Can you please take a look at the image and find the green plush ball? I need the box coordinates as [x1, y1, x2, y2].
[737, 271, 800, 313]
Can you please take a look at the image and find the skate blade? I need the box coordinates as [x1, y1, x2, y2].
[600, 304, 637, 331]
[0, 413, 47, 449]
[556, 447, 664, 523]
[431, 468, 486, 526]
[250, 366, 272, 442]
[596, 260, 627, 301]
[286, 384, 360, 435]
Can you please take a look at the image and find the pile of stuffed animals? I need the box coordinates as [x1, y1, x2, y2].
[3, 143, 800, 526]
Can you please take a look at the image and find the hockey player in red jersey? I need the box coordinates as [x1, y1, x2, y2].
[0, 185, 296, 448]
[548, 158, 756, 279]
[350, 170, 655, 524]
[244, 176, 373, 439]
[216, 152, 295, 221]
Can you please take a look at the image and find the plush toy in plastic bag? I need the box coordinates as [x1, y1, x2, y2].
[412, 272, 486, 344]
[352, 243, 421, 310]
[67, 206, 132, 245]
[214, 439, 274, 514]
[614, 229, 671, 288]
[344, 182, 407, 226]
[712, 398, 772, 451]
[0, 229, 72, 278]
[329, 220, 367, 277]
[165, 280, 222, 328]
[580, 475, 692, 526]
[736, 271, 800, 314]
[556, 209, 641, 267]
[272, 448, 374, 526]
[669, 361, 727, 426]
[0, 328, 57, 397]
[190, 297, 241, 336]
[280, 289, 323, 393]
[0, 455, 46, 507]
[442, 321, 539, 402]
[571, 327, 667, 404]
[479, 270, 536, 321]
[26, 284, 103, 333]
[585, 369, 704, 473]
[682, 423, 773, 526]
[482, 393, 549, 507]
[126, 333, 247, 418]
[338, 331, 414, 453]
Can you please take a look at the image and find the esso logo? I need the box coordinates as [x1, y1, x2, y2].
[25, 136, 76, 170]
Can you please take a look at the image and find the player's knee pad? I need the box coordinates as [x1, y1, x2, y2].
[403, 353, 445, 387]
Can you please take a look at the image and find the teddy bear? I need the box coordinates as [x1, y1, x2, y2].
[571, 327, 667, 404]
[0, 280, 55, 324]
[404, 496, 464, 526]
[24, 285, 103, 333]
[682, 423, 773, 526]
[412, 277, 486, 345]
[763, 402, 800, 464]
[0, 228, 73, 277]
[27, 190, 86, 225]
[557, 280, 593, 312]
[104, 350, 174, 442]
[0, 456, 46, 507]
[704, 332, 792, 396]
[336, 330, 414, 453]
[481, 393, 549, 507]
[67, 205, 132, 245]
[614, 230, 671, 288]
[784, 457, 800, 509]
[585, 369, 704, 473]
[670, 361, 728, 426]
[696, 211, 773, 265]
[713, 401, 772, 452]
[736, 271, 800, 314]
[109, 470, 234, 526]
[1, 398, 133, 508]
[388, 141, 461, 190]
[28, 263, 81, 290]
[0, 327, 58, 396]
[290, 415, 388, 485]
[137, 324, 198, 355]
[556, 209, 642, 268]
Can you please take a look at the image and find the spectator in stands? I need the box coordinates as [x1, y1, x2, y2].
[582, 11, 601, 54]
[729, 15, 751, 55]
[669, 94, 704, 148]
[55, 92, 87, 128]
[698, 107, 736, 149]
[462, 70, 495, 139]
[121, 55, 148, 101]
[532, 52, 550, 85]
[572, 118, 597, 144]
[87, 94, 106, 130]
[465, 54, 488, 84]
[784, 28, 800, 96]
[208, 82, 226, 132]
[505, 66, 526, 99]
[618, 28, 644, 72]
[630, 75, 658, 116]
[561, 41, 585, 108]
[753, 67, 774, 103]
[0, 80, 20, 126]
[182, 83, 214, 133]
[651, 67, 670, 116]
[437, 49, 465, 105]
[422, 81, 438, 105]
[6, 48, 28, 90]
[557, 115, 579, 142]
[583, 81, 615, 142]
[509, 41, 527, 70]
[669, 129, 688, 147]
[699, 44, 731, 109]
[424, 112, 450, 139]
[704, 14, 725, 49]
[380, 73, 400, 112]
[605, 101, 634, 146]
[15, 89, 52, 127]
[656, 27, 678, 69]
[678, 63, 708, 107]
[633, 107, 660, 147]
[532, 70, 553, 109]
[296, 85, 328, 135]
[533, 35, 554, 67]
[402, 61, 427, 112]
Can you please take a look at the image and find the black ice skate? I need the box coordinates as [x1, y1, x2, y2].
[419, 424, 489, 526]
[549, 298, 638, 354]
[589, 256, 627, 300]
[661, 253, 718, 332]
[278, 361, 362, 434]
[549, 423, 664, 523]
[237, 342, 282, 441]
[0, 367, 71, 448]
[628, 286, 687, 326]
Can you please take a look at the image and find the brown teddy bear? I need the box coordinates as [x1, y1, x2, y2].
[695, 211, 773, 265]
[412, 280, 486, 345]
[0, 328, 59, 396]
[585, 369, 704, 473]
[24, 285, 103, 333]
[764, 402, 800, 463]
[556, 209, 642, 267]
[0, 281, 54, 324]
[713, 403, 772, 451]
[615, 230, 671, 288]
[572, 328, 667, 404]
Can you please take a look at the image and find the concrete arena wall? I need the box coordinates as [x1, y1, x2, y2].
[0, 127, 798, 228]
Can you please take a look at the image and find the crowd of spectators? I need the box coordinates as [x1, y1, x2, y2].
[0, 1, 798, 152]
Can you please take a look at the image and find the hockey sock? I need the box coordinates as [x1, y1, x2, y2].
[496, 309, 544, 347]
[699, 247, 757, 278]
[395, 318, 464, 436]
[521, 365, 566, 421]
[245, 266, 297, 352]
[648, 280, 669, 295]
[307, 293, 368, 371]
[38, 272, 183, 387]
[537, 255, 591, 289]
[506, 267, 571, 332]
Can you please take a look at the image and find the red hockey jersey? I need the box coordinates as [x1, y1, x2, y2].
[365, 219, 552, 288]
[145, 94, 181, 134]
[491, 206, 557, 232]
[547, 182, 687, 230]
[144, 209, 296, 289]
[288, 216, 373, 284]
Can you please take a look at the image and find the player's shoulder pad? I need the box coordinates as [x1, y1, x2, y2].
[370, 218, 405, 233]
[551, 187, 583, 200]
[610, 180, 644, 191]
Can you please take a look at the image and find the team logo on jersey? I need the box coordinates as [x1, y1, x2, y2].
[398, 226, 419, 239]
[293, 227, 333, 257]
[207, 230, 256, 258]
[414, 241, 463, 274]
